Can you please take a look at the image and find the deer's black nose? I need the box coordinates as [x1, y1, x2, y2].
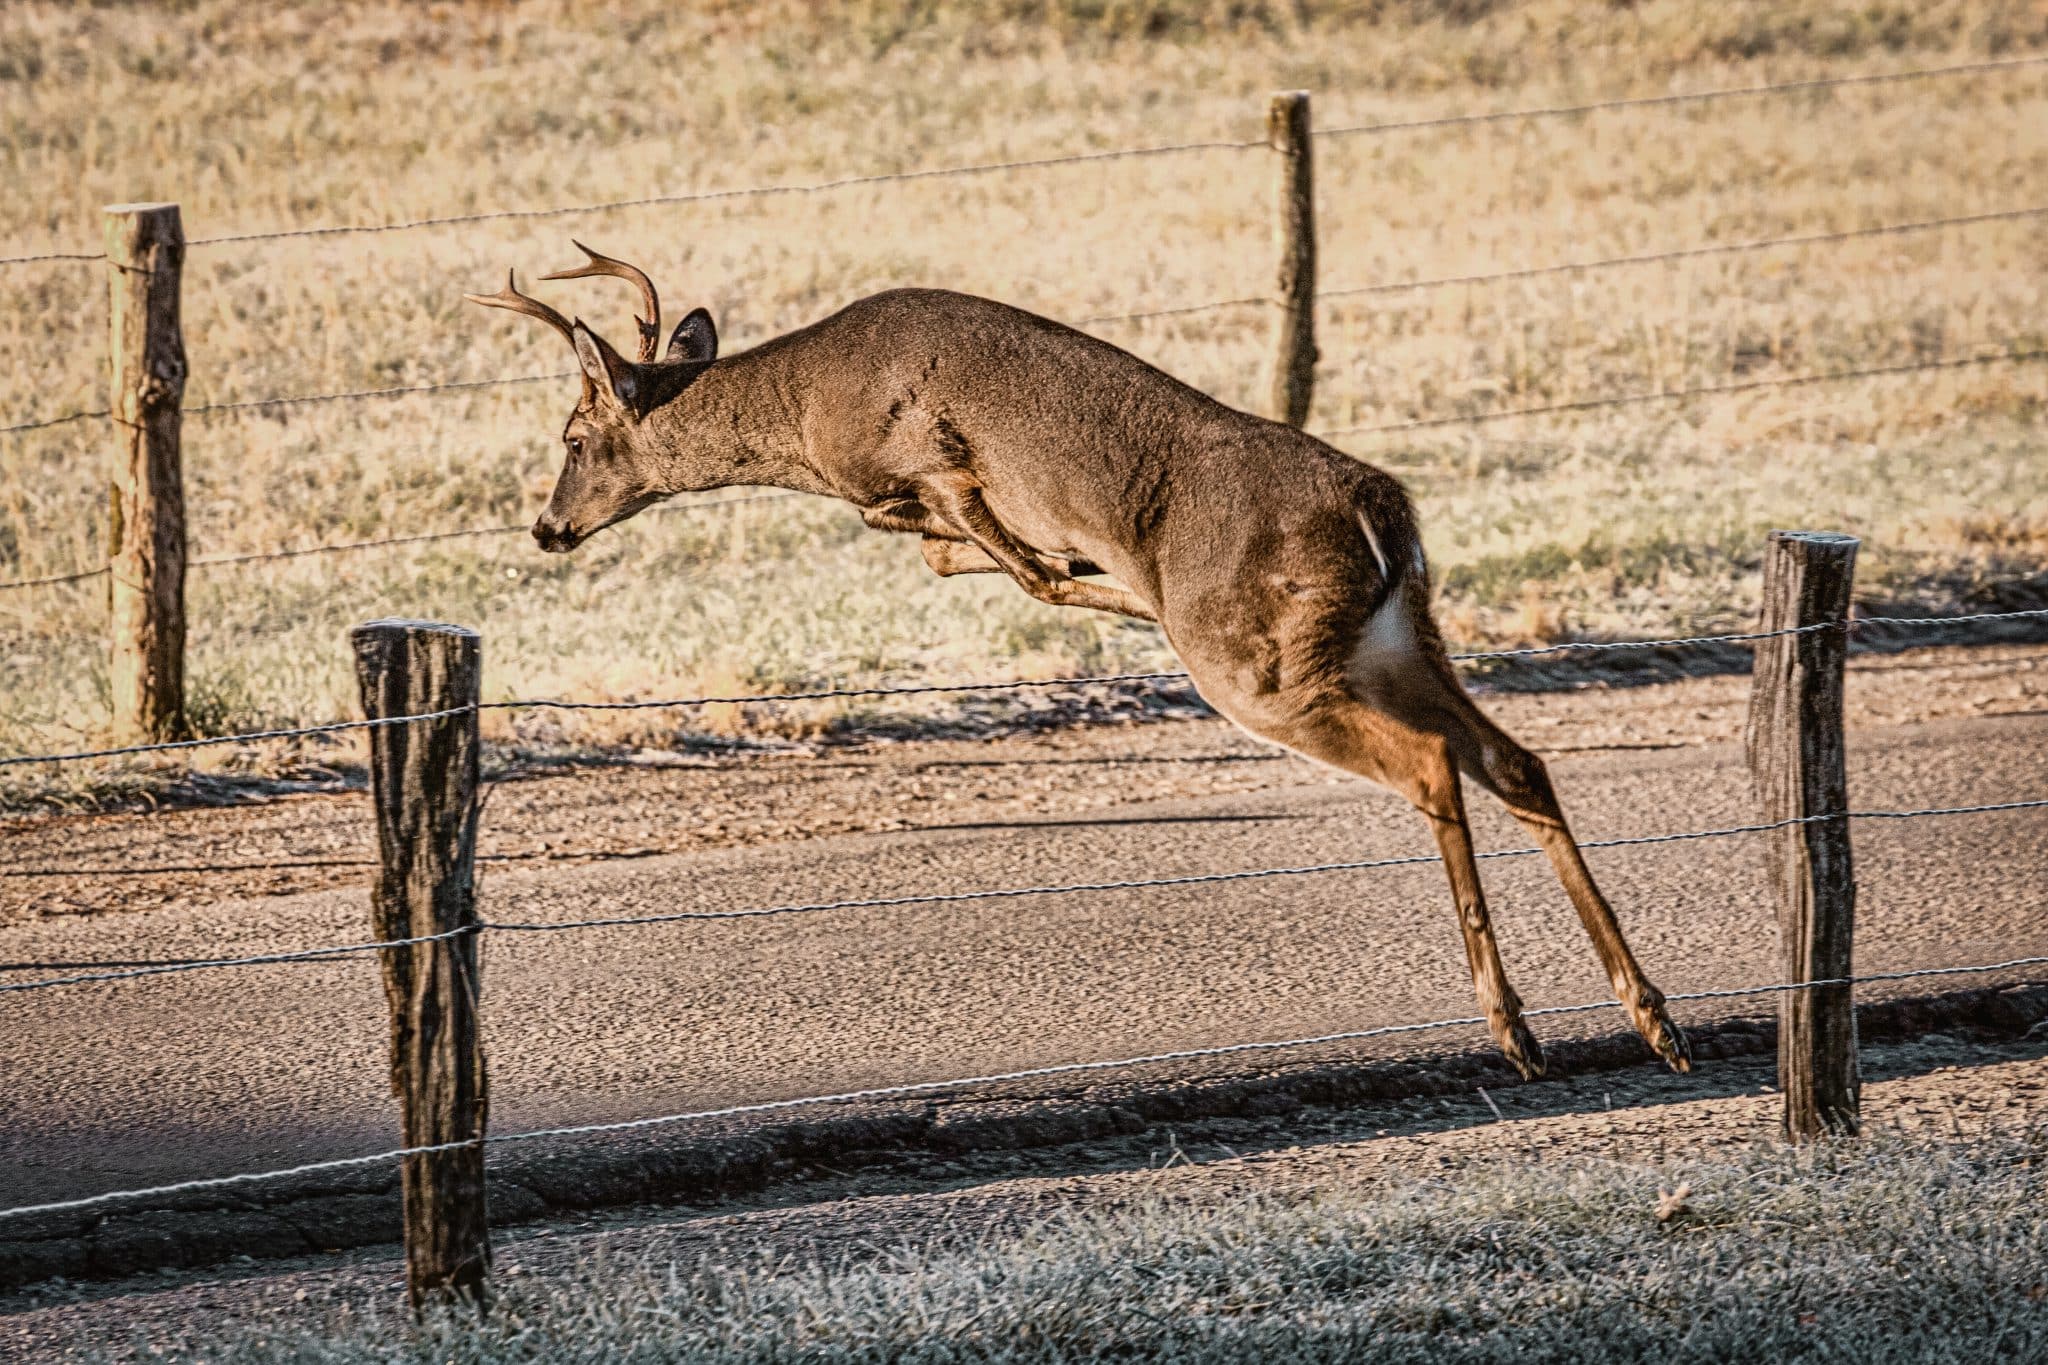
[533, 519, 579, 553]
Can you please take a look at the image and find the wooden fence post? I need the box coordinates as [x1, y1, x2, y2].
[1267, 90, 1316, 428]
[351, 620, 490, 1310]
[104, 203, 188, 744]
[1745, 530, 1860, 1141]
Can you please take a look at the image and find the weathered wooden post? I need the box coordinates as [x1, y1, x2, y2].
[1745, 531, 1860, 1140]
[104, 203, 188, 744]
[1267, 90, 1316, 428]
[352, 620, 491, 1309]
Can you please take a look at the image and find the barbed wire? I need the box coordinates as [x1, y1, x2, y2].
[1083, 203, 2048, 328]
[0, 491, 809, 594]
[2, 606, 2044, 769]
[1318, 347, 2048, 438]
[477, 799, 2048, 937]
[0, 406, 108, 436]
[9, 204, 2040, 446]
[1858, 606, 2048, 630]
[1077, 295, 1269, 327]
[0, 249, 104, 268]
[0, 928, 473, 996]
[0, 373, 566, 444]
[3, 798, 2040, 994]
[183, 371, 575, 418]
[192, 524, 526, 568]
[1318, 53, 2048, 139]
[470, 952, 2048, 1147]
[1316, 204, 2048, 305]
[5, 950, 2043, 1220]
[184, 138, 1262, 249]
[494, 669, 1194, 715]
[4, 51, 2037, 269]
[1451, 620, 1843, 661]
[0, 565, 107, 591]
[18, 201, 2041, 442]
[0, 705, 477, 770]
[181, 490, 804, 569]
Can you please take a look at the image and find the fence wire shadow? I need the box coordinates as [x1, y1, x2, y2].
[3, 947, 2044, 1222]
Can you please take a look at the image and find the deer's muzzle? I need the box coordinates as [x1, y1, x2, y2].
[533, 517, 581, 553]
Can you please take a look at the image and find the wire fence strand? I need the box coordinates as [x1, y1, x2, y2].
[0, 491, 809, 594]
[1319, 347, 2048, 437]
[1086, 203, 2048, 327]
[0, 565, 107, 591]
[0, 706, 477, 770]
[1, 374, 566, 444]
[6, 52, 2039, 266]
[479, 799, 2048, 937]
[2, 606, 2044, 769]
[5, 952, 2043, 1220]
[15, 202, 2043, 441]
[0, 407, 108, 436]
[1318, 53, 2048, 139]
[180, 138, 1262, 249]
[0, 929, 473, 996]
[469, 952, 2048, 1149]
[3, 797, 2040, 993]
[1858, 606, 2048, 630]
[1316, 204, 2048, 304]
[184, 371, 575, 418]
[0, 250, 104, 268]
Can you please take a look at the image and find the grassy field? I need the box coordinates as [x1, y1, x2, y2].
[121, 1122, 2048, 1363]
[2, 0, 2047, 774]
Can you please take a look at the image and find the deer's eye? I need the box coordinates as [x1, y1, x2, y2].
[567, 437, 584, 457]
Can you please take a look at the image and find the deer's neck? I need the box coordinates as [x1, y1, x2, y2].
[648, 341, 836, 497]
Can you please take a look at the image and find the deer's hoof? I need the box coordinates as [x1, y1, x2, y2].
[1499, 1015, 1546, 1081]
[1649, 1015, 1694, 1074]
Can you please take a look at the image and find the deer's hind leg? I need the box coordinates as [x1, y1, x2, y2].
[1204, 684, 1549, 1079]
[1428, 679, 1692, 1073]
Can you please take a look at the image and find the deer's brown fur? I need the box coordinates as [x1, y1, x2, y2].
[469, 260, 1692, 1079]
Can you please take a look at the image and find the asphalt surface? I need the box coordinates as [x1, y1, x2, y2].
[1, 712, 2044, 1211]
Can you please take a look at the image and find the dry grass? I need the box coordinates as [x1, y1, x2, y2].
[105, 1121, 2048, 1363]
[2, 0, 2047, 774]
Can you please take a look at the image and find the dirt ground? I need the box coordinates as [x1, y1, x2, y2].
[5, 642, 2043, 927]
[5, 1030, 2041, 1362]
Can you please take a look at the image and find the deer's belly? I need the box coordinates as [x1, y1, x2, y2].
[978, 486, 1141, 588]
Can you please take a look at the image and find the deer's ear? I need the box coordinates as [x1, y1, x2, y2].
[666, 308, 718, 364]
[571, 320, 637, 409]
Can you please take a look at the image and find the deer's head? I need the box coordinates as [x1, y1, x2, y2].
[466, 244, 718, 553]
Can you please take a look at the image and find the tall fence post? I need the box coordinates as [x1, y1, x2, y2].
[351, 620, 490, 1310]
[1745, 530, 1860, 1141]
[1267, 90, 1316, 427]
[104, 203, 188, 744]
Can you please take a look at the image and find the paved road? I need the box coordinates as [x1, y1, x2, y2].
[2, 714, 2044, 1208]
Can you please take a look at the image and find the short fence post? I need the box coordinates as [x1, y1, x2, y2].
[351, 620, 491, 1310]
[1267, 90, 1316, 427]
[1745, 530, 1860, 1141]
[104, 203, 189, 744]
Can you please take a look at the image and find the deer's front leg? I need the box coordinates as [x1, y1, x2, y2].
[857, 498, 1006, 575]
[924, 538, 1107, 579]
[860, 498, 958, 537]
[921, 537, 1005, 576]
[923, 474, 1158, 623]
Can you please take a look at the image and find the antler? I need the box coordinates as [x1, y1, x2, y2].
[463, 270, 578, 348]
[543, 240, 660, 363]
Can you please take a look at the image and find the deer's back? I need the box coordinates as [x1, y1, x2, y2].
[791, 289, 1415, 617]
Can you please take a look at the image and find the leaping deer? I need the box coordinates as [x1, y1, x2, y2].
[467, 244, 1693, 1079]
